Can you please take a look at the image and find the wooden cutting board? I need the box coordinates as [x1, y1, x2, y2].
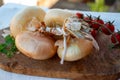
[0, 29, 120, 80]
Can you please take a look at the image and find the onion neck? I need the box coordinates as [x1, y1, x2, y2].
[60, 28, 67, 64]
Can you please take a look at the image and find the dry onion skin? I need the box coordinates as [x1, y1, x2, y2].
[56, 38, 93, 62]
[15, 31, 57, 60]
[10, 6, 46, 38]
[44, 9, 74, 27]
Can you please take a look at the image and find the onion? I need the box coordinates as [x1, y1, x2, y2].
[15, 31, 57, 60]
[44, 9, 74, 27]
[10, 6, 46, 38]
[56, 38, 93, 61]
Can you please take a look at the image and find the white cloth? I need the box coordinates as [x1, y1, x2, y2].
[3, 0, 38, 6]
[0, 3, 120, 80]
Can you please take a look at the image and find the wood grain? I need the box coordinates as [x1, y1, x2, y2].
[0, 29, 120, 80]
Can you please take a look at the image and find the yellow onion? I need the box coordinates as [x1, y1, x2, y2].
[44, 9, 74, 27]
[15, 31, 57, 60]
[55, 38, 93, 61]
[10, 6, 46, 38]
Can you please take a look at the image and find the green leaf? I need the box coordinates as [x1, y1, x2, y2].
[5, 35, 15, 44]
[0, 49, 8, 54]
[6, 51, 14, 58]
[0, 44, 6, 51]
[0, 35, 17, 58]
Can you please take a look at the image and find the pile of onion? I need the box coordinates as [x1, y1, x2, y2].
[10, 7, 96, 63]
[10, 6, 57, 60]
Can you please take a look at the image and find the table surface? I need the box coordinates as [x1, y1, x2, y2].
[0, 3, 120, 80]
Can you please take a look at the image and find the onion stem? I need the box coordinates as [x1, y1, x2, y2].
[60, 28, 67, 64]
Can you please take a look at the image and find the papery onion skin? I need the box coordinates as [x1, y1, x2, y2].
[15, 31, 57, 60]
[57, 38, 93, 61]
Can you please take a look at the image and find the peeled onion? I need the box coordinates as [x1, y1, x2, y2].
[10, 6, 46, 38]
[15, 31, 57, 60]
[56, 38, 93, 61]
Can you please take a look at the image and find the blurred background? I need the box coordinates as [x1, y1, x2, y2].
[0, 0, 120, 12]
